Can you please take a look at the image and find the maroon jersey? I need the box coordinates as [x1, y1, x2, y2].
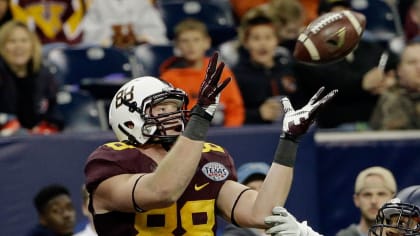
[85, 141, 238, 236]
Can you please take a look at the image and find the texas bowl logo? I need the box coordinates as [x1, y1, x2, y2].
[202, 162, 229, 181]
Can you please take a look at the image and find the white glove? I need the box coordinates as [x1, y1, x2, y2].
[264, 206, 323, 236]
[280, 87, 338, 141]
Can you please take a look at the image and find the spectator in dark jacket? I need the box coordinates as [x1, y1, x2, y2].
[233, 7, 305, 124]
[0, 21, 62, 136]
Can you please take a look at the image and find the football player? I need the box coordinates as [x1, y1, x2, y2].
[84, 52, 337, 235]
[265, 186, 420, 236]
[370, 186, 420, 236]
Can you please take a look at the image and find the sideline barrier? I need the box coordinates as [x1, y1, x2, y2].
[314, 131, 420, 235]
[0, 127, 419, 235]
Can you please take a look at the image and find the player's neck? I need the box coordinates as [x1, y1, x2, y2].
[139, 144, 167, 163]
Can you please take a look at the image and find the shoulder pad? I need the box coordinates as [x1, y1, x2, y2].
[202, 142, 225, 154]
[104, 141, 137, 151]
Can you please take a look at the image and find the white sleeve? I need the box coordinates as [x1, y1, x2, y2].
[134, 0, 168, 45]
[81, 0, 111, 46]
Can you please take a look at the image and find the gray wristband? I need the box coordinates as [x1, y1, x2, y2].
[273, 138, 298, 167]
[183, 114, 210, 141]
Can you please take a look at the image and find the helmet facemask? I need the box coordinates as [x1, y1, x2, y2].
[369, 203, 420, 236]
[121, 87, 189, 146]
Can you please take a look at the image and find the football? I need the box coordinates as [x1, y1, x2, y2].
[293, 10, 366, 64]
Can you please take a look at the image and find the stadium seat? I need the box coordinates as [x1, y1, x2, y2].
[218, 39, 241, 68]
[134, 44, 176, 77]
[42, 42, 68, 60]
[46, 45, 140, 92]
[218, 39, 292, 68]
[156, 0, 237, 46]
[134, 43, 218, 77]
[46, 45, 142, 130]
[56, 90, 103, 132]
[352, 0, 404, 42]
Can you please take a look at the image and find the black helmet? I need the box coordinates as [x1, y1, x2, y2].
[368, 186, 420, 236]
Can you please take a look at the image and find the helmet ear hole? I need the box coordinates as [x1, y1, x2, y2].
[124, 121, 134, 129]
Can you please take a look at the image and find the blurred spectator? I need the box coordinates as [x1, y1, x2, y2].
[406, 0, 420, 41]
[299, 0, 319, 25]
[233, 7, 304, 124]
[229, 0, 312, 29]
[269, 0, 306, 53]
[0, 21, 63, 136]
[223, 162, 270, 236]
[0, 0, 12, 26]
[398, 0, 414, 26]
[229, 0, 268, 23]
[26, 184, 76, 236]
[400, 0, 415, 41]
[317, 0, 350, 14]
[370, 40, 420, 130]
[155, 0, 237, 47]
[218, 0, 305, 67]
[81, 0, 168, 49]
[74, 185, 97, 236]
[160, 18, 244, 127]
[294, 0, 398, 130]
[336, 166, 397, 236]
[10, 0, 86, 45]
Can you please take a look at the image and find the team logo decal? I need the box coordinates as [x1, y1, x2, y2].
[202, 162, 229, 181]
[327, 27, 346, 48]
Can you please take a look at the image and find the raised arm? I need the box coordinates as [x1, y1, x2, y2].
[91, 52, 231, 213]
[217, 87, 338, 228]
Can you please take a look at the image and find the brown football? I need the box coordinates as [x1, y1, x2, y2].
[293, 10, 366, 65]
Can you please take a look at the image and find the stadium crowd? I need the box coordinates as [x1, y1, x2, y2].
[0, 0, 419, 236]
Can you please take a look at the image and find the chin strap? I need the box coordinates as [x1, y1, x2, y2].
[160, 142, 173, 151]
[148, 136, 177, 151]
[118, 124, 141, 146]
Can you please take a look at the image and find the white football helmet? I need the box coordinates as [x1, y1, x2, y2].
[109, 76, 189, 145]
